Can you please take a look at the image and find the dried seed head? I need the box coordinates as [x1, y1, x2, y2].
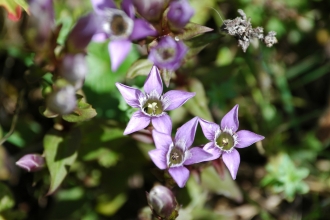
[264, 31, 278, 47]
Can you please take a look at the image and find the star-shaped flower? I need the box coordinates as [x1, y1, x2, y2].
[91, 0, 157, 71]
[116, 66, 195, 135]
[148, 117, 213, 187]
[199, 105, 264, 179]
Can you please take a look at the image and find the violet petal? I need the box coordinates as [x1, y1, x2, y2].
[163, 90, 195, 111]
[124, 111, 150, 135]
[151, 114, 172, 135]
[168, 166, 190, 188]
[130, 19, 158, 41]
[91, 0, 116, 14]
[108, 40, 132, 72]
[148, 149, 167, 169]
[203, 142, 222, 160]
[92, 32, 109, 42]
[221, 104, 239, 132]
[144, 66, 163, 95]
[235, 130, 265, 148]
[175, 117, 198, 149]
[222, 149, 240, 180]
[121, 0, 135, 18]
[199, 118, 220, 141]
[115, 83, 142, 108]
[152, 129, 173, 150]
[184, 147, 213, 165]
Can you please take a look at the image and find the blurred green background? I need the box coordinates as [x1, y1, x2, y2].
[1, 0, 330, 219]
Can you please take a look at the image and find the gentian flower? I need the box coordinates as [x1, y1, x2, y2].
[16, 154, 45, 172]
[148, 117, 213, 188]
[116, 66, 195, 135]
[148, 36, 187, 71]
[199, 105, 264, 179]
[167, 0, 194, 31]
[91, 0, 157, 71]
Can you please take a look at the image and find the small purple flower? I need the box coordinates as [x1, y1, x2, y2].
[91, 0, 157, 71]
[148, 36, 187, 71]
[167, 0, 194, 31]
[16, 154, 45, 172]
[148, 117, 213, 188]
[199, 105, 265, 179]
[116, 66, 195, 135]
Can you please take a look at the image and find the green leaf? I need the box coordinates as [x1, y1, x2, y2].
[0, 182, 15, 212]
[200, 166, 242, 202]
[126, 59, 153, 79]
[184, 78, 213, 121]
[184, 33, 221, 60]
[176, 22, 213, 41]
[62, 98, 97, 123]
[160, 68, 175, 87]
[0, 0, 19, 17]
[44, 128, 81, 195]
[13, 0, 28, 12]
[39, 106, 59, 118]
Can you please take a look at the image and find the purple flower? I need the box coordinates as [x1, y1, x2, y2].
[115, 66, 195, 135]
[16, 154, 45, 172]
[91, 0, 157, 71]
[148, 36, 187, 71]
[199, 105, 265, 179]
[167, 0, 194, 31]
[148, 117, 213, 188]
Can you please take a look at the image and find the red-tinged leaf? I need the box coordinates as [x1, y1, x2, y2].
[7, 5, 21, 21]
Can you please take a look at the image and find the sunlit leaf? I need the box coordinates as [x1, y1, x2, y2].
[44, 128, 81, 195]
[0, 182, 14, 212]
[126, 59, 153, 79]
[62, 98, 97, 123]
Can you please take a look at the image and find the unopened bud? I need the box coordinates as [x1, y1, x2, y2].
[66, 13, 99, 53]
[60, 54, 87, 89]
[133, 0, 169, 22]
[16, 154, 45, 172]
[167, 0, 194, 31]
[146, 185, 179, 219]
[46, 85, 76, 115]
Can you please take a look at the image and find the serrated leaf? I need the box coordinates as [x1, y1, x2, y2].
[183, 78, 212, 121]
[62, 99, 97, 123]
[176, 22, 213, 41]
[0, 182, 15, 212]
[44, 128, 81, 195]
[126, 59, 153, 79]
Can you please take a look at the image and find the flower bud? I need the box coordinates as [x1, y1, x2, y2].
[46, 85, 77, 115]
[60, 54, 87, 89]
[16, 154, 45, 172]
[66, 13, 99, 53]
[167, 0, 194, 31]
[26, 0, 55, 47]
[133, 0, 169, 22]
[146, 185, 178, 219]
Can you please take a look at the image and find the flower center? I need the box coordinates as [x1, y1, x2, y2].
[102, 9, 133, 39]
[168, 146, 184, 167]
[216, 132, 235, 151]
[142, 99, 163, 116]
[157, 48, 175, 61]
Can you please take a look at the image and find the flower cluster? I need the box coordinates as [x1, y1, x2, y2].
[15, 0, 270, 205]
